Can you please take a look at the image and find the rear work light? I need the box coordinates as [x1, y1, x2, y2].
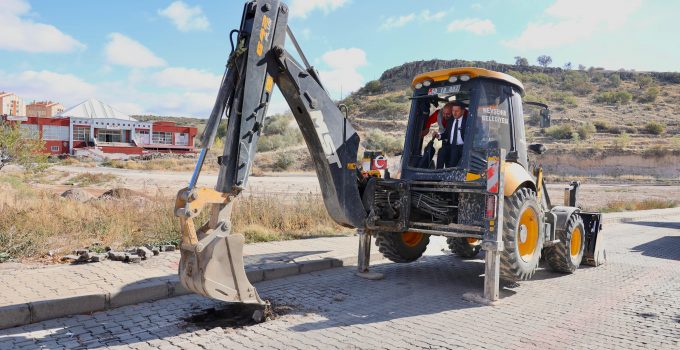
[486, 195, 497, 219]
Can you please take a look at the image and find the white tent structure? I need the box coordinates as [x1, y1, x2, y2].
[56, 98, 152, 154]
[56, 98, 136, 121]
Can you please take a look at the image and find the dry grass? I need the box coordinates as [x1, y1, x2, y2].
[64, 172, 119, 186]
[102, 157, 219, 172]
[599, 199, 678, 213]
[0, 175, 347, 261]
[58, 157, 97, 168]
[233, 194, 351, 242]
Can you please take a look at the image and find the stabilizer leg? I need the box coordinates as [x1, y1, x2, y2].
[355, 229, 383, 280]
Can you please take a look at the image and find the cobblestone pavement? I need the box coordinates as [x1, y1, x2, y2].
[1, 218, 678, 349]
[0, 236, 362, 307]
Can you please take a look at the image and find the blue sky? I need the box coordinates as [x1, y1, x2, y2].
[1, 0, 677, 117]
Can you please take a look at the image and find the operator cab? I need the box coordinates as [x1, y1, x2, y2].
[400, 68, 527, 181]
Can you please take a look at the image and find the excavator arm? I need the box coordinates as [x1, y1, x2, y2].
[174, 0, 365, 304]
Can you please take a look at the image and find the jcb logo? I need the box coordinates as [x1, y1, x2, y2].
[256, 15, 271, 57]
[310, 111, 341, 168]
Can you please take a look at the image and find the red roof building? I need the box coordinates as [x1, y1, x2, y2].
[2, 99, 197, 155]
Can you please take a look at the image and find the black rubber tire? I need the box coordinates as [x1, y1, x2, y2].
[545, 214, 585, 273]
[447, 237, 482, 259]
[375, 232, 430, 263]
[500, 187, 544, 281]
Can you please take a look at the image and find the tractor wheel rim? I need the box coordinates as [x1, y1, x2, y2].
[519, 225, 528, 243]
[570, 226, 582, 257]
[402, 232, 424, 247]
[517, 207, 539, 262]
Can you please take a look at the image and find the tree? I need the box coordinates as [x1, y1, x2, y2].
[363, 80, 381, 95]
[514, 56, 529, 67]
[0, 120, 48, 171]
[563, 62, 573, 70]
[537, 55, 552, 68]
[578, 64, 586, 71]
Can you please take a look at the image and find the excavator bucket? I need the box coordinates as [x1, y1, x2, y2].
[175, 188, 263, 305]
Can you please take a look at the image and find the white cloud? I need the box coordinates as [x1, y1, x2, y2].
[0, 70, 96, 106]
[158, 1, 210, 32]
[0, 67, 222, 117]
[104, 33, 166, 68]
[380, 14, 416, 30]
[0, 0, 84, 53]
[380, 10, 447, 30]
[504, 0, 641, 49]
[152, 67, 222, 92]
[447, 18, 495, 35]
[317, 48, 367, 98]
[289, 0, 348, 18]
[421, 10, 447, 21]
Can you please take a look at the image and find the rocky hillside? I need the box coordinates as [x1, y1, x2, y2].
[133, 59, 680, 178]
[341, 59, 680, 161]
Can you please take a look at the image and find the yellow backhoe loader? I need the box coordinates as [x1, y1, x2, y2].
[174, 0, 605, 306]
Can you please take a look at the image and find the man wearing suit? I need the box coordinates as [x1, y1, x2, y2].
[436, 101, 467, 169]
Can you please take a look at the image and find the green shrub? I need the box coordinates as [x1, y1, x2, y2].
[272, 153, 294, 171]
[608, 74, 621, 87]
[363, 129, 403, 155]
[636, 75, 653, 89]
[545, 125, 574, 140]
[643, 121, 665, 135]
[524, 93, 548, 104]
[594, 91, 632, 105]
[577, 123, 596, 140]
[506, 70, 526, 81]
[589, 71, 605, 83]
[363, 98, 409, 119]
[593, 120, 609, 132]
[551, 91, 577, 107]
[612, 133, 631, 149]
[258, 128, 303, 152]
[264, 113, 294, 135]
[638, 86, 660, 103]
[258, 114, 303, 152]
[362, 80, 382, 95]
[524, 72, 555, 85]
[561, 71, 594, 96]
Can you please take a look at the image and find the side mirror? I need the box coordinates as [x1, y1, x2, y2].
[528, 143, 547, 155]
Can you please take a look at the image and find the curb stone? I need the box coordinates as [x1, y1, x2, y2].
[0, 252, 384, 330]
[0, 304, 31, 329]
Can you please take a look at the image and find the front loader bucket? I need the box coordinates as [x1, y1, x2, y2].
[175, 187, 263, 305]
[179, 231, 263, 304]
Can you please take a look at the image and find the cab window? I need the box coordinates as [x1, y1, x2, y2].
[471, 81, 513, 153]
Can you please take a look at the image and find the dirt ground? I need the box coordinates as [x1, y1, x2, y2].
[25, 165, 678, 211]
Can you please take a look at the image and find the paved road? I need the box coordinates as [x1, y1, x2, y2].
[1, 218, 679, 349]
